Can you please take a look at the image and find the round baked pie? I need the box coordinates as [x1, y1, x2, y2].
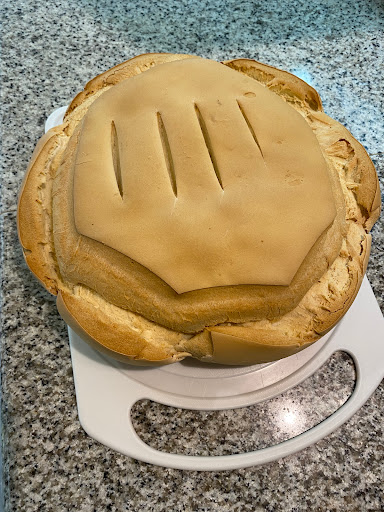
[18, 53, 381, 365]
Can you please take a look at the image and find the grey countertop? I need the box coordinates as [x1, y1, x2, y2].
[1, 0, 383, 510]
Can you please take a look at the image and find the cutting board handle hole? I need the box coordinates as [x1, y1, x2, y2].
[130, 351, 355, 456]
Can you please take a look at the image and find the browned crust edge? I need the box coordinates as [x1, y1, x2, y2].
[57, 290, 189, 365]
[17, 128, 63, 294]
[224, 58, 323, 112]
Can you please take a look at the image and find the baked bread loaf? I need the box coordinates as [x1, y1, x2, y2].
[18, 53, 381, 365]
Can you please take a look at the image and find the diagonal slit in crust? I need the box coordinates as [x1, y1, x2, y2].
[194, 103, 224, 190]
[111, 120, 123, 198]
[157, 112, 177, 197]
[236, 100, 264, 158]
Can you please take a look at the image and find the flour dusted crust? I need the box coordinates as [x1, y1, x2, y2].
[18, 53, 380, 365]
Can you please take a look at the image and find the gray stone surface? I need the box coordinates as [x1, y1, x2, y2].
[1, 0, 383, 510]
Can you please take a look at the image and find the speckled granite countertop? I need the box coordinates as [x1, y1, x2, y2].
[1, 1, 383, 510]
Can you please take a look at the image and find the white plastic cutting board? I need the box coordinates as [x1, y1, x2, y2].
[46, 107, 384, 471]
[68, 277, 384, 470]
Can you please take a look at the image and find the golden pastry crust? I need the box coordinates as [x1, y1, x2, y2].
[18, 53, 380, 365]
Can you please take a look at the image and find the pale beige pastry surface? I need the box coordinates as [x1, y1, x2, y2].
[73, 58, 336, 293]
[17, 53, 381, 365]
